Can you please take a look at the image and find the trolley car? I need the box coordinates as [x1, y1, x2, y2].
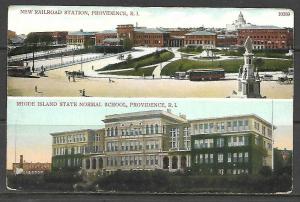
[7, 66, 32, 77]
[187, 69, 225, 81]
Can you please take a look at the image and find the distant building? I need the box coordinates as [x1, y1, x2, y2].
[67, 29, 96, 46]
[7, 30, 16, 40]
[273, 148, 292, 171]
[95, 30, 118, 46]
[237, 25, 293, 50]
[184, 31, 217, 49]
[51, 110, 274, 176]
[226, 12, 252, 31]
[216, 34, 238, 48]
[12, 155, 51, 175]
[51, 129, 105, 170]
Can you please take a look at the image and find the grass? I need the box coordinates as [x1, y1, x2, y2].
[178, 47, 203, 54]
[161, 58, 293, 75]
[99, 65, 157, 76]
[219, 50, 292, 59]
[98, 50, 174, 71]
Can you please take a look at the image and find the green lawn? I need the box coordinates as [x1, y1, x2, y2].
[219, 50, 292, 59]
[99, 65, 156, 76]
[161, 58, 293, 75]
[98, 50, 174, 71]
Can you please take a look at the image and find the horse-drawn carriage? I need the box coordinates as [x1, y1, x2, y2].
[278, 75, 293, 84]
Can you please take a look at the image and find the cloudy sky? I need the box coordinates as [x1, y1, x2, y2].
[7, 97, 292, 169]
[8, 6, 294, 35]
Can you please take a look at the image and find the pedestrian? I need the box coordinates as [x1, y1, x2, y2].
[92, 65, 94, 70]
[41, 65, 44, 72]
[73, 74, 75, 82]
[68, 75, 71, 82]
[32, 66, 35, 73]
[109, 77, 111, 83]
[34, 85, 37, 93]
[152, 74, 154, 80]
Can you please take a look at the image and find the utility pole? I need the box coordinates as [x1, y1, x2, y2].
[81, 54, 83, 71]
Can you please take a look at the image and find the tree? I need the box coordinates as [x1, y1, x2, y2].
[254, 58, 265, 69]
[122, 37, 133, 51]
[84, 38, 95, 50]
[25, 32, 53, 45]
[259, 166, 272, 177]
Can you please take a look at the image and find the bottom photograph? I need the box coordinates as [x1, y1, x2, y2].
[7, 98, 292, 193]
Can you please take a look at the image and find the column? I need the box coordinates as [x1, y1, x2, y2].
[82, 158, 86, 170]
[177, 155, 181, 170]
[169, 156, 172, 171]
[96, 157, 99, 170]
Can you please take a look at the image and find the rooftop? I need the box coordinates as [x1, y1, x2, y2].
[103, 110, 187, 123]
[97, 30, 117, 34]
[185, 31, 216, 36]
[238, 25, 284, 30]
[68, 31, 97, 36]
[134, 27, 167, 34]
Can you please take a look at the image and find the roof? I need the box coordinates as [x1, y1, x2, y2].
[103, 110, 187, 123]
[185, 31, 216, 36]
[134, 27, 167, 34]
[50, 129, 98, 136]
[97, 30, 117, 34]
[238, 25, 284, 30]
[68, 31, 97, 36]
[189, 114, 276, 129]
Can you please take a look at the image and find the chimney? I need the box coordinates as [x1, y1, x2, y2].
[20, 155, 23, 168]
[179, 114, 187, 119]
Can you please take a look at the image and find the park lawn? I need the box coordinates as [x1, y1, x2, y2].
[99, 65, 156, 76]
[161, 58, 293, 75]
[99, 50, 174, 71]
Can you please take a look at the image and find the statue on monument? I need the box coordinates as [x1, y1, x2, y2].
[244, 36, 253, 53]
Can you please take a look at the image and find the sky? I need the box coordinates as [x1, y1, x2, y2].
[8, 6, 294, 35]
[6, 97, 293, 169]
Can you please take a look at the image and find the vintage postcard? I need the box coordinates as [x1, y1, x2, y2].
[6, 97, 292, 193]
[7, 6, 293, 98]
[6, 5, 293, 194]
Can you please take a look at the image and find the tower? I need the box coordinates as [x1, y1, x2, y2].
[237, 36, 262, 98]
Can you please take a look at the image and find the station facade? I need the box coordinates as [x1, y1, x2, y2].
[51, 110, 274, 176]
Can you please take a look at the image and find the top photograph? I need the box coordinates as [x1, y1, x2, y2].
[7, 6, 294, 98]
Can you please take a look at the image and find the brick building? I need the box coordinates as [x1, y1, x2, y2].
[216, 34, 238, 48]
[184, 31, 217, 49]
[28, 31, 68, 44]
[12, 155, 51, 175]
[67, 29, 96, 46]
[237, 25, 293, 50]
[95, 30, 118, 46]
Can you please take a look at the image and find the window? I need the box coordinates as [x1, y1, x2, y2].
[228, 153, 232, 163]
[184, 127, 190, 149]
[238, 120, 243, 131]
[205, 154, 209, 163]
[218, 153, 224, 163]
[170, 128, 179, 149]
[267, 128, 272, 138]
[155, 124, 159, 134]
[227, 121, 232, 131]
[238, 153, 243, 162]
[209, 123, 214, 133]
[210, 154, 214, 163]
[233, 153, 237, 162]
[216, 138, 224, 148]
[199, 154, 203, 164]
[233, 121, 237, 131]
[262, 126, 266, 135]
[244, 152, 249, 163]
[221, 122, 225, 132]
[204, 123, 209, 133]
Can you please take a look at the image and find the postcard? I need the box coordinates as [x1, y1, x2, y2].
[6, 5, 294, 194]
[7, 6, 294, 98]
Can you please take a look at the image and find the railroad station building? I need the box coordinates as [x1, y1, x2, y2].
[51, 110, 274, 176]
[237, 25, 293, 50]
[66, 29, 96, 46]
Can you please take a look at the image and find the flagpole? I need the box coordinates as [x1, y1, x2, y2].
[271, 99, 274, 170]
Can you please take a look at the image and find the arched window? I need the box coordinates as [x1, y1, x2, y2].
[92, 158, 96, 169]
[115, 127, 118, 136]
[111, 127, 114, 136]
[163, 156, 169, 169]
[98, 158, 103, 169]
[107, 128, 110, 136]
[86, 159, 90, 169]
[172, 156, 178, 169]
[146, 125, 149, 135]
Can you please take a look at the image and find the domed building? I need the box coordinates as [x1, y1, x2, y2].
[226, 12, 252, 31]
